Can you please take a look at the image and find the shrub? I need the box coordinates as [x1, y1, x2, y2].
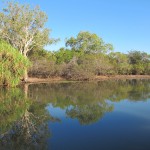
[0, 40, 30, 87]
[61, 57, 94, 80]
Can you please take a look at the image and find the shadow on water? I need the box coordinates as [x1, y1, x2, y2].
[0, 79, 150, 149]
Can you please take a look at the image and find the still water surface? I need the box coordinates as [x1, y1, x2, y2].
[0, 79, 150, 150]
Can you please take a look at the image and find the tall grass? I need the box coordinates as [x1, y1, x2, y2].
[0, 40, 30, 87]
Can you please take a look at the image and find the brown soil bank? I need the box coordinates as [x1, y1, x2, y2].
[27, 75, 150, 83]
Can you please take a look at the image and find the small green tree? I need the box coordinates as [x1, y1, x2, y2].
[0, 1, 56, 81]
[0, 40, 30, 87]
[55, 48, 81, 64]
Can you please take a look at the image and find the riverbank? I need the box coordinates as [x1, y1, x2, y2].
[27, 75, 150, 83]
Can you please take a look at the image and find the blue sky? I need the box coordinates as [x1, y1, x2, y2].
[0, 0, 150, 53]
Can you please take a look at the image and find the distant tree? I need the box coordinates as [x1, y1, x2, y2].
[54, 47, 83, 64]
[128, 50, 150, 74]
[77, 53, 113, 75]
[109, 52, 131, 74]
[66, 31, 113, 53]
[128, 50, 150, 64]
[0, 1, 56, 81]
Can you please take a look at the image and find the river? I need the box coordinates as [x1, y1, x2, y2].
[0, 79, 150, 150]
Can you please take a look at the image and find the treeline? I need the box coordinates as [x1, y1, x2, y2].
[29, 32, 150, 80]
[0, 1, 150, 86]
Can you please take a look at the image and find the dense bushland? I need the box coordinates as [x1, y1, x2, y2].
[28, 33, 150, 80]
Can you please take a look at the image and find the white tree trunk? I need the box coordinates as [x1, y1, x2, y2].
[23, 52, 28, 82]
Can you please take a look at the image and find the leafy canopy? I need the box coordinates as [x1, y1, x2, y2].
[128, 50, 150, 64]
[66, 31, 113, 53]
[0, 1, 55, 56]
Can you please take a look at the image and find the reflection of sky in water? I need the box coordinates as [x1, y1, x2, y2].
[47, 99, 150, 121]
[46, 104, 67, 118]
[111, 99, 150, 120]
[47, 99, 150, 150]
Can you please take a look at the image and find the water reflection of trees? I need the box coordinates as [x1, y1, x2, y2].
[66, 104, 113, 125]
[28, 79, 150, 125]
[1, 79, 150, 148]
[0, 88, 30, 135]
[109, 79, 150, 101]
[0, 88, 51, 150]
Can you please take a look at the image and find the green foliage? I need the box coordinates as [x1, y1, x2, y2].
[128, 51, 150, 74]
[66, 31, 113, 53]
[0, 40, 30, 86]
[109, 52, 132, 75]
[28, 48, 56, 61]
[55, 48, 80, 64]
[0, 1, 56, 57]
[29, 48, 150, 80]
[59, 53, 114, 80]
[128, 50, 150, 64]
[77, 53, 114, 75]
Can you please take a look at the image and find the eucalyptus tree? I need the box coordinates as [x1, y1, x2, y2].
[66, 31, 113, 53]
[0, 1, 55, 81]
